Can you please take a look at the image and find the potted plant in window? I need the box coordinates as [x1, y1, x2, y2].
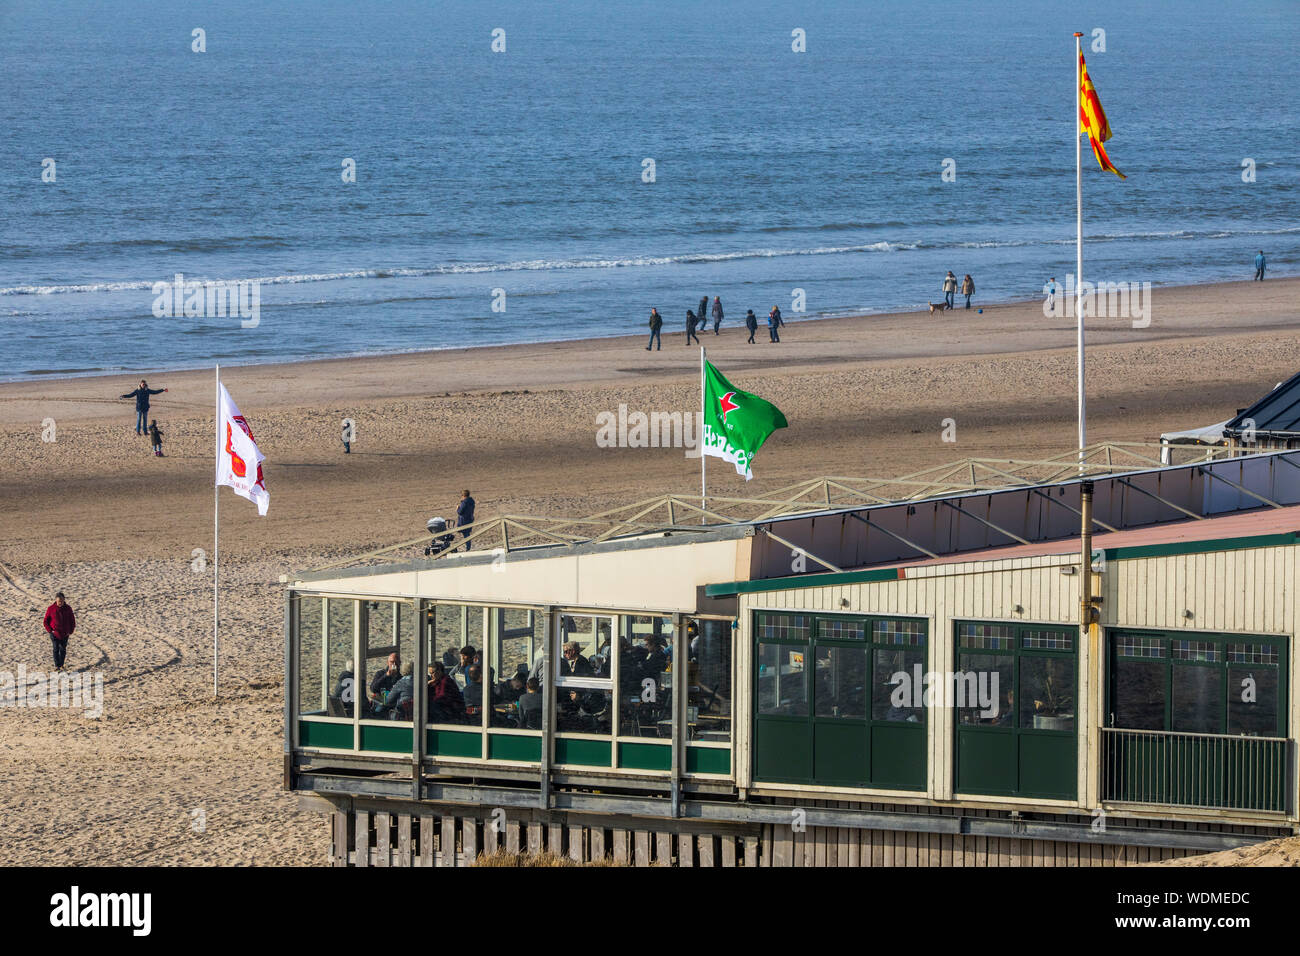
[1031, 663, 1075, 731]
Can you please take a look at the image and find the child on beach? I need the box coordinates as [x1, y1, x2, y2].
[148, 420, 164, 457]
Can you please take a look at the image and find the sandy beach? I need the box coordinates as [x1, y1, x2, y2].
[2, 276, 1298, 866]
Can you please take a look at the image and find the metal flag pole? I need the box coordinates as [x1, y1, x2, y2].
[214, 363, 220, 698]
[1075, 31, 1086, 472]
[700, 346, 707, 518]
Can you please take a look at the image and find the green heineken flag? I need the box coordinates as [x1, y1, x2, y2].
[702, 360, 788, 480]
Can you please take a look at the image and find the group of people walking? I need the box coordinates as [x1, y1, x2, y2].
[646, 296, 785, 350]
[942, 271, 977, 310]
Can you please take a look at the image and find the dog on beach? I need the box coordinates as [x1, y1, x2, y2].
[928, 301, 951, 315]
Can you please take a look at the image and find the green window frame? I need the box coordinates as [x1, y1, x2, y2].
[753, 611, 927, 790]
[1108, 630, 1288, 737]
[953, 620, 1078, 801]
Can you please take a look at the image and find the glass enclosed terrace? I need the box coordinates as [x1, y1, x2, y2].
[291, 594, 734, 780]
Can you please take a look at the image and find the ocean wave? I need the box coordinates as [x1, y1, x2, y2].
[0, 243, 919, 295]
[2, 225, 1295, 296]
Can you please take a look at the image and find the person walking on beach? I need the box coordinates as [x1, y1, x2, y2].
[698, 296, 709, 329]
[1255, 250, 1266, 281]
[43, 591, 76, 672]
[768, 306, 782, 343]
[1045, 277, 1059, 313]
[646, 308, 663, 351]
[686, 310, 701, 345]
[711, 297, 723, 335]
[943, 272, 958, 309]
[148, 419, 164, 457]
[456, 489, 476, 550]
[120, 379, 168, 435]
[961, 274, 975, 310]
[745, 309, 758, 344]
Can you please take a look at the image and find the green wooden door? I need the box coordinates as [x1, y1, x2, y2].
[954, 622, 1078, 800]
[753, 612, 927, 790]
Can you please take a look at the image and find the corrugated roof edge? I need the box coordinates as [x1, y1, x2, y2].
[1225, 368, 1300, 435]
[704, 529, 1300, 597]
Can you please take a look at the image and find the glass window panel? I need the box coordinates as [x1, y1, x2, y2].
[1170, 665, 1222, 734]
[1020, 656, 1076, 730]
[756, 612, 810, 642]
[492, 608, 539, 729]
[957, 653, 1013, 726]
[555, 614, 614, 738]
[558, 688, 612, 734]
[813, 645, 868, 719]
[688, 619, 732, 742]
[1115, 634, 1165, 659]
[1171, 640, 1219, 663]
[430, 605, 489, 690]
[1022, 630, 1073, 651]
[873, 619, 925, 646]
[1112, 658, 1166, 730]
[425, 605, 485, 726]
[296, 595, 325, 717]
[871, 647, 925, 721]
[619, 615, 673, 738]
[363, 601, 416, 722]
[757, 643, 807, 716]
[557, 614, 598, 678]
[1227, 665, 1279, 737]
[957, 622, 1013, 650]
[326, 598, 355, 718]
[1227, 643, 1279, 665]
[817, 617, 866, 641]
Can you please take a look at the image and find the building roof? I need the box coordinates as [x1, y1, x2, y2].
[1225, 373, 1300, 438]
[706, 504, 1300, 596]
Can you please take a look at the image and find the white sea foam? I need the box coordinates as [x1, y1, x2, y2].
[3, 225, 1295, 296]
[0, 243, 918, 295]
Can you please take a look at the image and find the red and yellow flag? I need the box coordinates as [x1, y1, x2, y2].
[1079, 51, 1125, 179]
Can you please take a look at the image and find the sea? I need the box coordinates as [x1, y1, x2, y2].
[1, 0, 1296, 381]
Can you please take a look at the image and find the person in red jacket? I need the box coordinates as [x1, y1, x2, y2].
[43, 591, 76, 672]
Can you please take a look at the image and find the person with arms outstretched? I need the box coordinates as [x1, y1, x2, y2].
[120, 379, 167, 435]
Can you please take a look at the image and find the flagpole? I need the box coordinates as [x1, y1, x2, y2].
[214, 363, 220, 698]
[700, 345, 707, 518]
[1075, 31, 1086, 471]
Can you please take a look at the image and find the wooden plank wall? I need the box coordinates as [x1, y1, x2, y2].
[326, 806, 1203, 867]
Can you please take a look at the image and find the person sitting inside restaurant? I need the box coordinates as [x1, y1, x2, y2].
[619, 637, 644, 694]
[595, 621, 613, 661]
[368, 652, 401, 712]
[559, 641, 592, 677]
[375, 662, 415, 719]
[559, 687, 594, 732]
[331, 658, 355, 717]
[516, 677, 543, 729]
[427, 661, 466, 724]
[995, 689, 1015, 726]
[463, 663, 486, 719]
[450, 645, 477, 687]
[496, 666, 527, 705]
[638, 635, 669, 683]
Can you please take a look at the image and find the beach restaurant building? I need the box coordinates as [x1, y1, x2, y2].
[284, 446, 1300, 866]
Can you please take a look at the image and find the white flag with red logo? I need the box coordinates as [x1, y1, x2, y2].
[216, 382, 269, 516]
